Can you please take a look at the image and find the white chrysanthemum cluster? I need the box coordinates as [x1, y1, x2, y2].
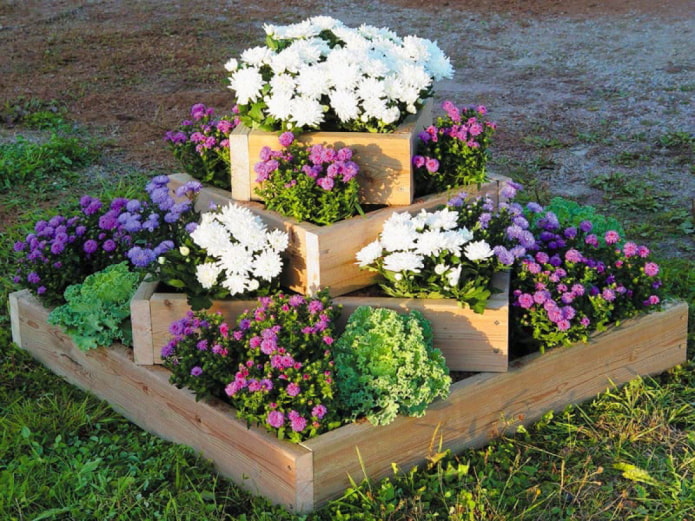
[190, 203, 289, 295]
[225, 16, 454, 130]
[356, 208, 493, 286]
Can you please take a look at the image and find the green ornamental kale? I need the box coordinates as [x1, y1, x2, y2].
[334, 306, 451, 426]
[48, 262, 142, 351]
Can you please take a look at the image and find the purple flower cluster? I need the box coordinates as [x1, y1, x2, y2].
[164, 103, 239, 190]
[222, 291, 339, 442]
[413, 100, 497, 195]
[13, 175, 201, 305]
[253, 133, 362, 225]
[512, 206, 664, 352]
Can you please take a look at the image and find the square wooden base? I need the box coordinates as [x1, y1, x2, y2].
[10, 290, 687, 514]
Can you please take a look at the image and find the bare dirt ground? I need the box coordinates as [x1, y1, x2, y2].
[1, 0, 693, 253]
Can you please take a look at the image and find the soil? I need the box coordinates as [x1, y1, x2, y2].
[1, 0, 693, 253]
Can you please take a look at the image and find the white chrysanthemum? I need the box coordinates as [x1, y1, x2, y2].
[361, 54, 389, 78]
[270, 73, 297, 97]
[289, 96, 325, 128]
[218, 243, 254, 276]
[446, 265, 461, 287]
[361, 96, 388, 122]
[283, 19, 317, 39]
[265, 92, 294, 121]
[217, 204, 266, 245]
[334, 27, 369, 52]
[424, 40, 454, 80]
[266, 229, 289, 252]
[380, 212, 418, 252]
[270, 47, 303, 75]
[355, 240, 383, 267]
[434, 263, 448, 275]
[379, 105, 401, 125]
[329, 89, 360, 122]
[383, 77, 419, 107]
[190, 217, 228, 254]
[224, 58, 239, 72]
[399, 63, 432, 93]
[247, 279, 260, 292]
[290, 38, 330, 64]
[415, 230, 447, 257]
[382, 251, 424, 273]
[440, 229, 470, 256]
[196, 263, 221, 289]
[308, 16, 342, 31]
[296, 65, 330, 99]
[425, 208, 459, 231]
[402, 35, 431, 62]
[229, 67, 264, 105]
[464, 240, 494, 261]
[253, 250, 283, 281]
[222, 273, 250, 296]
[240, 46, 272, 67]
[357, 77, 386, 101]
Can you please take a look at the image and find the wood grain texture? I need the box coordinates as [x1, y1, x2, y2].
[231, 99, 432, 206]
[169, 172, 511, 296]
[9, 291, 688, 512]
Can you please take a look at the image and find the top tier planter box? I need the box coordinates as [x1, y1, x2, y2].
[228, 99, 432, 206]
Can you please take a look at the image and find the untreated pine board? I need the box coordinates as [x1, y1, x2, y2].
[11, 288, 687, 512]
[303, 301, 689, 505]
[230, 99, 433, 206]
[169, 172, 512, 296]
[10, 290, 313, 512]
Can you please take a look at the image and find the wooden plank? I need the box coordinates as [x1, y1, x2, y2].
[130, 279, 158, 365]
[9, 290, 688, 512]
[229, 124, 252, 201]
[334, 271, 510, 373]
[169, 173, 511, 297]
[304, 301, 688, 507]
[10, 290, 312, 512]
[241, 99, 432, 206]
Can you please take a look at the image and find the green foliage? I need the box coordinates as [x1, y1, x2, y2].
[0, 134, 99, 193]
[334, 306, 451, 426]
[0, 97, 67, 129]
[535, 196, 625, 242]
[47, 262, 142, 350]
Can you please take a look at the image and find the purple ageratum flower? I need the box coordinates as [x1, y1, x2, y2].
[127, 246, 156, 268]
[565, 249, 583, 263]
[312, 404, 328, 419]
[412, 155, 426, 168]
[154, 240, 174, 256]
[604, 230, 621, 245]
[190, 103, 207, 120]
[602, 288, 616, 302]
[278, 131, 295, 147]
[190, 366, 203, 377]
[290, 414, 307, 432]
[424, 157, 439, 173]
[27, 272, 41, 284]
[196, 340, 208, 351]
[500, 181, 522, 200]
[517, 293, 534, 309]
[288, 295, 305, 308]
[267, 410, 285, 428]
[644, 262, 659, 277]
[337, 147, 353, 161]
[286, 382, 301, 397]
[556, 319, 571, 331]
[494, 246, 515, 266]
[161, 340, 176, 358]
[84, 240, 99, 254]
[316, 177, 335, 191]
[102, 239, 117, 252]
[643, 295, 660, 306]
[526, 202, 543, 213]
[308, 299, 324, 315]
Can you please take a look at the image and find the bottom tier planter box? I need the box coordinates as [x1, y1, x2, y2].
[10, 289, 688, 514]
[130, 272, 509, 371]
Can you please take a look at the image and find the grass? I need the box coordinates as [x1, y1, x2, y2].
[1, 103, 694, 520]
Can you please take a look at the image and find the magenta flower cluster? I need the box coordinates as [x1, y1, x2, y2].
[12, 175, 201, 306]
[161, 290, 341, 443]
[164, 103, 239, 190]
[253, 133, 362, 225]
[512, 205, 664, 352]
[413, 100, 497, 195]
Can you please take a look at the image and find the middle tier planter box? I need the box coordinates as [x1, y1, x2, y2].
[228, 99, 432, 206]
[169, 172, 512, 298]
[130, 272, 510, 371]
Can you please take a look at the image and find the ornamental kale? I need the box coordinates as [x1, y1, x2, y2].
[254, 132, 361, 225]
[512, 203, 664, 353]
[12, 175, 201, 306]
[413, 100, 496, 196]
[334, 306, 450, 426]
[47, 262, 141, 351]
[164, 103, 239, 190]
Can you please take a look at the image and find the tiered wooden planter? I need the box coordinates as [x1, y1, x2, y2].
[10, 289, 688, 513]
[169, 172, 511, 297]
[131, 272, 509, 371]
[229, 100, 432, 206]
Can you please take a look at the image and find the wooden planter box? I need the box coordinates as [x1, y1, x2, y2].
[228, 100, 432, 206]
[10, 289, 688, 514]
[130, 272, 509, 371]
[170, 172, 511, 298]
